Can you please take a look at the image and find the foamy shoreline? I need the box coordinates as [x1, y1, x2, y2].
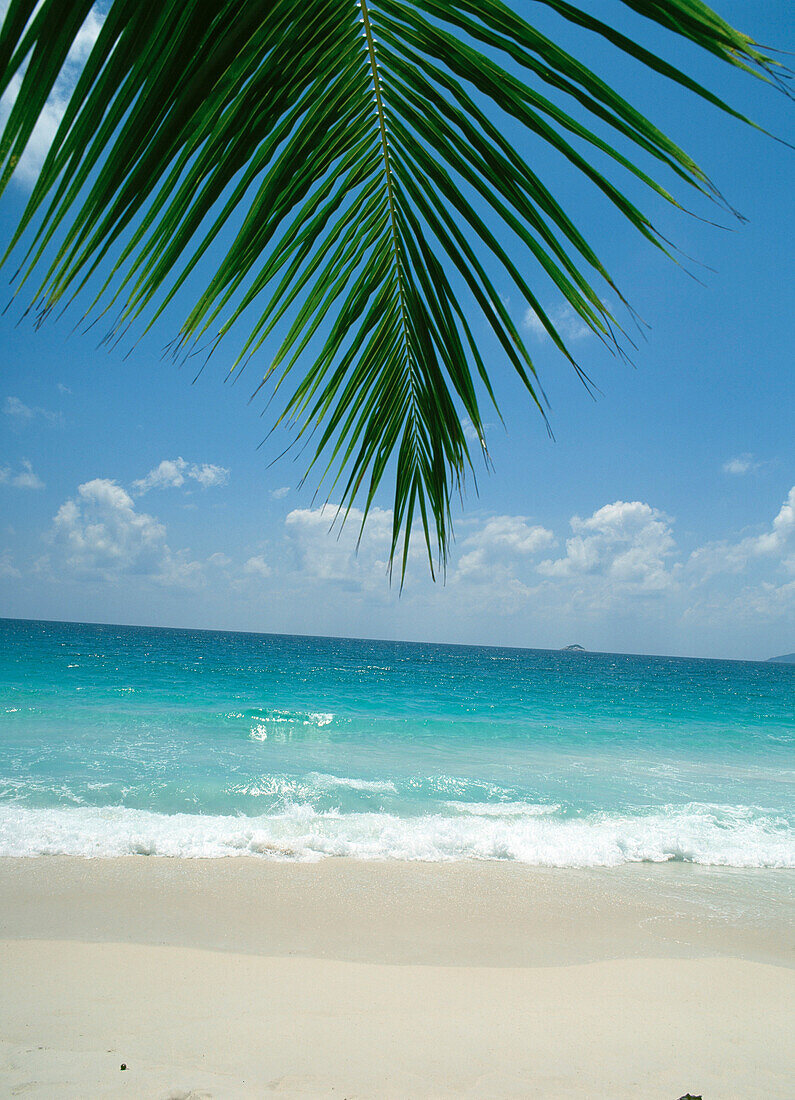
[2, 800, 792, 866]
[0, 858, 792, 1097]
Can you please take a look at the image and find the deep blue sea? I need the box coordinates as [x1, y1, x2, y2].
[0, 617, 792, 865]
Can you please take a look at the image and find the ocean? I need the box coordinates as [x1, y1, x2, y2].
[0, 617, 792, 866]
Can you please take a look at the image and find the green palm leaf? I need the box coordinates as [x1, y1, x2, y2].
[0, 0, 785, 579]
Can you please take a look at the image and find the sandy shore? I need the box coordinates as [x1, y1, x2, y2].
[0, 858, 792, 1098]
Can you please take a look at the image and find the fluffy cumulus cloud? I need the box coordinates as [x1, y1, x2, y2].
[688, 486, 795, 583]
[5, 438, 793, 651]
[191, 463, 230, 489]
[50, 478, 202, 586]
[243, 554, 271, 579]
[12, 455, 229, 591]
[684, 577, 795, 630]
[537, 501, 677, 600]
[751, 487, 795, 563]
[285, 504, 395, 588]
[457, 515, 555, 580]
[273, 490, 795, 641]
[637, 487, 795, 633]
[132, 458, 229, 495]
[0, 459, 44, 490]
[0, 5, 104, 185]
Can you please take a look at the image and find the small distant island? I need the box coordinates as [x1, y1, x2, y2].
[561, 644, 586, 652]
[767, 653, 795, 664]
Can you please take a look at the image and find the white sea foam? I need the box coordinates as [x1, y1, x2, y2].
[311, 773, 397, 794]
[248, 710, 335, 740]
[0, 803, 792, 867]
[226, 773, 396, 800]
[446, 801, 561, 817]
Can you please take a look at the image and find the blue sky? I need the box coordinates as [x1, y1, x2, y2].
[0, 0, 792, 660]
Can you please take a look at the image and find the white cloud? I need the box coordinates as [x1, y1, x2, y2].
[461, 418, 479, 444]
[0, 6, 104, 185]
[269, 486, 290, 500]
[207, 552, 232, 568]
[285, 504, 394, 588]
[243, 554, 272, 578]
[689, 486, 795, 578]
[190, 463, 230, 489]
[0, 550, 20, 578]
[4, 397, 33, 420]
[57, 383, 72, 395]
[471, 515, 555, 555]
[685, 578, 795, 628]
[722, 453, 760, 476]
[132, 458, 229, 495]
[524, 303, 591, 343]
[452, 493, 795, 632]
[52, 480, 164, 574]
[459, 417, 495, 448]
[50, 478, 202, 586]
[3, 396, 61, 424]
[0, 459, 44, 490]
[132, 459, 190, 493]
[756, 487, 795, 559]
[538, 501, 677, 598]
[456, 515, 555, 579]
[154, 553, 205, 588]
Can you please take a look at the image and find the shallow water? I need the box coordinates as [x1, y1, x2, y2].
[1, 617, 792, 865]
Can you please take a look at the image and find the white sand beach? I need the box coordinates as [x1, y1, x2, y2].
[0, 858, 792, 1098]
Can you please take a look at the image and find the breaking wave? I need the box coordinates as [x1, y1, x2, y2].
[247, 709, 336, 741]
[0, 801, 791, 867]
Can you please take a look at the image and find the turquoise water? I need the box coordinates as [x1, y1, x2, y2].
[0, 617, 792, 864]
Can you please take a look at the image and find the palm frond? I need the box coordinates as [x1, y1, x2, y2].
[0, 0, 785, 578]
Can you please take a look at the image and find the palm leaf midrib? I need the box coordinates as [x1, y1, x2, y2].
[0, 0, 783, 575]
[354, 0, 439, 574]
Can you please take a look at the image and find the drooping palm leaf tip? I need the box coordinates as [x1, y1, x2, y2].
[0, 1, 785, 580]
